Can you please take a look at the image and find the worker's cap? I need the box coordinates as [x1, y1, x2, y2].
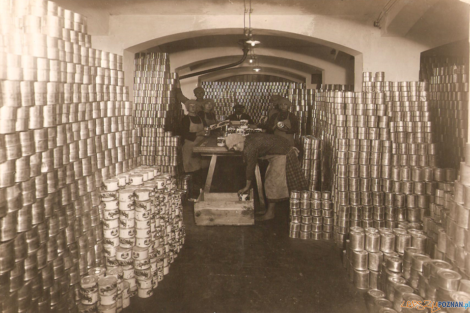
[193, 86, 205, 93]
[225, 134, 245, 150]
[233, 104, 245, 110]
[270, 94, 282, 101]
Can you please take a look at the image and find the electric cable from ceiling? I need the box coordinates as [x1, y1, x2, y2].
[374, 0, 399, 29]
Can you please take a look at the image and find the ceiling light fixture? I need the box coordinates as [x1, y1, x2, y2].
[253, 67, 261, 72]
[244, 0, 260, 47]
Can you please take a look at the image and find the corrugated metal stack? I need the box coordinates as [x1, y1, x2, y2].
[429, 63, 468, 170]
[0, 1, 140, 312]
[289, 190, 333, 240]
[133, 52, 183, 175]
[201, 81, 292, 123]
[78, 166, 185, 311]
[301, 135, 321, 191]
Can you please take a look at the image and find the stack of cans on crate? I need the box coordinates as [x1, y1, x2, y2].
[429, 62, 468, 170]
[301, 135, 321, 191]
[0, 1, 139, 312]
[201, 81, 293, 123]
[133, 52, 183, 174]
[95, 165, 185, 312]
[289, 190, 332, 240]
[286, 87, 311, 140]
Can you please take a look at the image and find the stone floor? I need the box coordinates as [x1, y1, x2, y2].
[125, 157, 368, 312]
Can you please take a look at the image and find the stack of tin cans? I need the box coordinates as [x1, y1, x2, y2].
[201, 81, 295, 123]
[301, 135, 321, 191]
[137, 127, 182, 176]
[286, 87, 311, 140]
[289, 190, 333, 240]
[429, 63, 468, 170]
[312, 72, 445, 250]
[133, 52, 183, 175]
[94, 165, 185, 311]
[0, 1, 140, 312]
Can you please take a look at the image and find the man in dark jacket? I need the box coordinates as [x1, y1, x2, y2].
[227, 104, 254, 125]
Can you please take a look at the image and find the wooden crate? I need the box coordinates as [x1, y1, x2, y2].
[194, 190, 254, 226]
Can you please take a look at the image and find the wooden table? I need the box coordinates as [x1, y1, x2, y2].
[193, 136, 266, 210]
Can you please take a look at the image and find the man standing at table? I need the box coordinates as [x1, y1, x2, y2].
[266, 97, 299, 145]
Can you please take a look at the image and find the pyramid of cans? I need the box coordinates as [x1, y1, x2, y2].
[429, 62, 468, 170]
[133, 52, 183, 175]
[201, 81, 292, 123]
[78, 166, 185, 312]
[0, 0, 140, 312]
[300, 135, 322, 191]
[289, 190, 333, 240]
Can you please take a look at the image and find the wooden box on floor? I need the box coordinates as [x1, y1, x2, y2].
[194, 190, 254, 226]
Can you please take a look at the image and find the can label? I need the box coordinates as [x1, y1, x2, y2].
[103, 227, 119, 238]
[135, 237, 151, 247]
[135, 268, 152, 280]
[100, 292, 117, 306]
[119, 237, 135, 248]
[137, 287, 153, 298]
[80, 287, 99, 305]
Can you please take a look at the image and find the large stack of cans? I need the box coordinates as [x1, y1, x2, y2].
[289, 191, 333, 240]
[92, 166, 185, 312]
[310, 84, 353, 193]
[201, 81, 293, 123]
[429, 62, 468, 170]
[312, 72, 442, 248]
[133, 52, 183, 174]
[344, 225, 470, 313]
[0, 1, 139, 312]
[286, 86, 311, 140]
[423, 149, 470, 280]
[301, 135, 321, 191]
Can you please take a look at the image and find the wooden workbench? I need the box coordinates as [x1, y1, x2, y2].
[193, 135, 266, 211]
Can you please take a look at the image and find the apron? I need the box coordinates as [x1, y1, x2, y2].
[182, 116, 204, 172]
[203, 112, 217, 126]
[263, 154, 289, 201]
[274, 113, 295, 145]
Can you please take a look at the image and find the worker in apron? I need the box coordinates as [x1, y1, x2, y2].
[225, 133, 308, 221]
[258, 94, 282, 128]
[181, 100, 206, 200]
[266, 97, 299, 145]
[198, 99, 218, 127]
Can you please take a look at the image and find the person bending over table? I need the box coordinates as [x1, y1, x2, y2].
[227, 104, 254, 125]
[198, 99, 218, 127]
[225, 133, 308, 221]
[266, 97, 299, 145]
[182, 100, 207, 200]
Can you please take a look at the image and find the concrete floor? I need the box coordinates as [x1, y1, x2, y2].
[125, 157, 368, 313]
